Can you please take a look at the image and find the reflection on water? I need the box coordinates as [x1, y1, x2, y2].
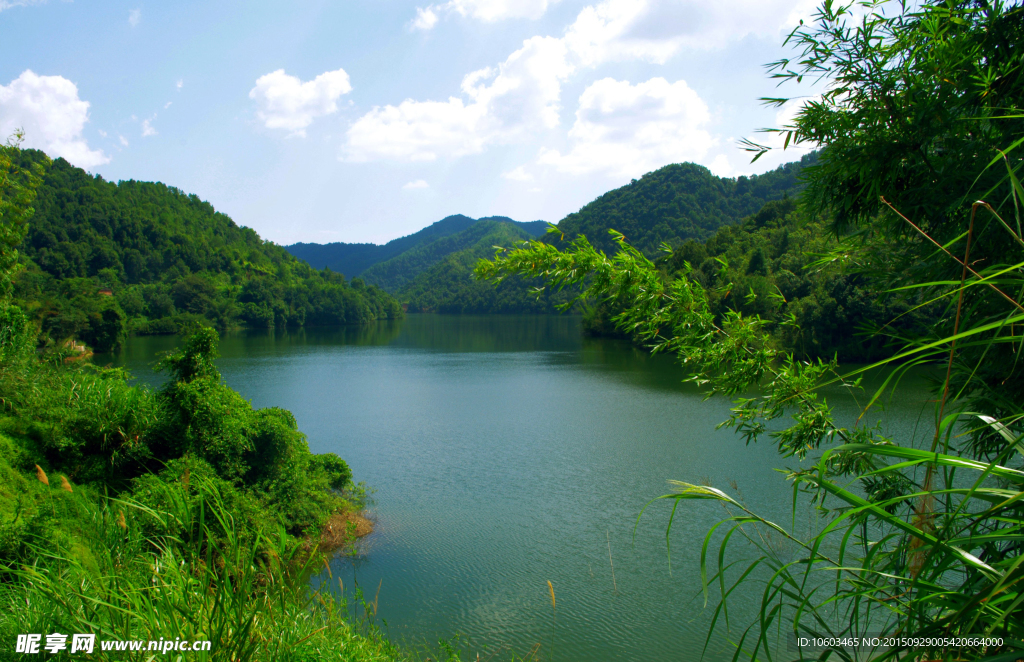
[103, 314, 932, 661]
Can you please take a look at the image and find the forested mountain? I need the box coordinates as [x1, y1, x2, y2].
[11, 150, 401, 351]
[286, 215, 547, 278]
[391, 155, 815, 314]
[362, 218, 545, 293]
[399, 220, 570, 314]
[551, 153, 815, 257]
[582, 198, 930, 361]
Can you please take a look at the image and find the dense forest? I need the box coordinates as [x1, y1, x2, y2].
[286, 214, 547, 279]
[11, 150, 401, 352]
[550, 154, 815, 257]
[398, 220, 572, 314]
[582, 197, 929, 361]
[402, 154, 820, 317]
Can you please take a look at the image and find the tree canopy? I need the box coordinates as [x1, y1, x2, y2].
[10, 150, 400, 351]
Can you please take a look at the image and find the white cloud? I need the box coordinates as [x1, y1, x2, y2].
[563, 0, 819, 67]
[141, 118, 157, 136]
[502, 165, 533, 181]
[563, 0, 676, 66]
[366, 0, 820, 167]
[97, 129, 107, 137]
[128, 8, 141, 27]
[0, 0, 47, 11]
[708, 153, 748, 178]
[537, 77, 714, 178]
[403, 179, 430, 190]
[345, 36, 571, 161]
[0, 70, 109, 168]
[411, 6, 439, 30]
[412, 0, 556, 30]
[250, 68, 352, 137]
[164, 101, 172, 109]
[119, 135, 129, 147]
[176, 79, 183, 90]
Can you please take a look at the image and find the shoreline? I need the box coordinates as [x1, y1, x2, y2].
[319, 510, 374, 553]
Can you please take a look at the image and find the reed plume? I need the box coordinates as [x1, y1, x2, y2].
[34, 464, 48, 486]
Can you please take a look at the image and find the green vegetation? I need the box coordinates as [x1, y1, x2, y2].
[363, 219, 542, 293]
[286, 215, 546, 281]
[476, 1, 1024, 659]
[0, 139, 406, 660]
[283, 157, 812, 318]
[584, 197, 931, 361]
[396, 220, 570, 314]
[550, 156, 814, 258]
[11, 149, 400, 352]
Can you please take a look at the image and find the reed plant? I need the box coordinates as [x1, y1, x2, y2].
[0, 473, 402, 661]
[474, 2, 1024, 658]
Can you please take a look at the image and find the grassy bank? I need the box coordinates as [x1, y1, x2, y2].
[0, 462, 400, 661]
[0, 319, 407, 660]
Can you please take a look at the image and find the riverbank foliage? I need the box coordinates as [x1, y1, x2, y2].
[0, 139, 403, 660]
[9, 149, 400, 353]
[477, 1, 1024, 659]
[585, 196, 932, 362]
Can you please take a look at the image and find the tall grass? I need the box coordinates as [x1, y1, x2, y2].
[0, 474, 402, 661]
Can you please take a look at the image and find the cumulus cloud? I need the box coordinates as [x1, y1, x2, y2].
[141, 117, 157, 137]
[537, 76, 714, 178]
[250, 68, 352, 137]
[403, 179, 430, 190]
[128, 8, 141, 27]
[345, 36, 571, 161]
[411, 6, 439, 30]
[0, 70, 109, 168]
[412, 0, 556, 29]
[359, 0, 819, 166]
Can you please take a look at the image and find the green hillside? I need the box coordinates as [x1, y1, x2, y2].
[286, 214, 547, 278]
[400, 221, 569, 314]
[12, 150, 401, 351]
[286, 214, 479, 277]
[551, 154, 815, 257]
[395, 155, 814, 314]
[362, 218, 543, 292]
[581, 198, 931, 361]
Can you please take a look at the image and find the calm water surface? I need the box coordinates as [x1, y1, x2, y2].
[106, 315, 932, 661]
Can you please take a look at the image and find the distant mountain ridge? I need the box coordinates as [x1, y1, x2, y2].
[284, 154, 815, 314]
[285, 215, 547, 279]
[550, 153, 817, 257]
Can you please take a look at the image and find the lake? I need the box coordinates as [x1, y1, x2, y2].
[104, 314, 933, 661]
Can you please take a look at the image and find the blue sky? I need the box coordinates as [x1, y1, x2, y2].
[0, 0, 819, 245]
